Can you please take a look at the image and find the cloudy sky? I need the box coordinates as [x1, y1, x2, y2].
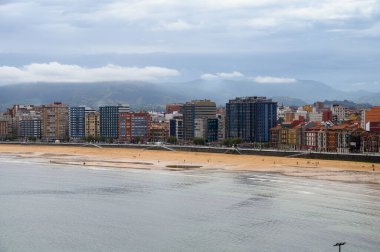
[0, 0, 379, 91]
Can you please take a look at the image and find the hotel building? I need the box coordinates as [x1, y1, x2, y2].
[226, 96, 277, 142]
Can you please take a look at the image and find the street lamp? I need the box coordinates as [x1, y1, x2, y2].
[333, 242, 346, 252]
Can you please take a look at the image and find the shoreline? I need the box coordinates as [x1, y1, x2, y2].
[1, 142, 380, 163]
[0, 144, 379, 184]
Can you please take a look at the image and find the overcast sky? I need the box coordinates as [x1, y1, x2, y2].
[0, 0, 379, 91]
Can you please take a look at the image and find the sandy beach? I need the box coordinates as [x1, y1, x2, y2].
[0, 144, 379, 184]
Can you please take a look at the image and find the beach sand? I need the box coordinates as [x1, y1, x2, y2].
[0, 144, 379, 184]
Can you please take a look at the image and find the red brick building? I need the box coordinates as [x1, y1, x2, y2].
[165, 104, 183, 114]
[119, 112, 150, 143]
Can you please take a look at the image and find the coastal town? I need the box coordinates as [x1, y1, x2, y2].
[0, 96, 379, 154]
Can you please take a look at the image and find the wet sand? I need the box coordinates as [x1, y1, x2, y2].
[0, 144, 379, 184]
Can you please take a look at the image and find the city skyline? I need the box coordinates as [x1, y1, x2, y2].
[1, 2, 379, 251]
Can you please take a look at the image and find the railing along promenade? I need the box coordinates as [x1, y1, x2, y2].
[1, 141, 380, 163]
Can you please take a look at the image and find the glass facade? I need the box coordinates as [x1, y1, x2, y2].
[207, 118, 218, 142]
[100, 106, 119, 139]
[226, 97, 277, 142]
[20, 119, 42, 138]
[69, 107, 85, 138]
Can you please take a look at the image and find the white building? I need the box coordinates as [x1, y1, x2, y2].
[149, 112, 165, 122]
[331, 104, 347, 122]
[194, 118, 206, 139]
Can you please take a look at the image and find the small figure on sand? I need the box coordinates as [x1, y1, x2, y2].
[83, 162, 86, 165]
[372, 164, 375, 172]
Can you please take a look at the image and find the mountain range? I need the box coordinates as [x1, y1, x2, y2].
[0, 79, 377, 111]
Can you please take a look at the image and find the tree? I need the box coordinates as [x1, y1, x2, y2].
[231, 138, 242, 146]
[193, 137, 205, 145]
[28, 136, 37, 142]
[132, 136, 141, 144]
[223, 138, 242, 147]
[167, 136, 177, 144]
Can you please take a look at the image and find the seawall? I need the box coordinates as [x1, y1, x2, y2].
[1, 142, 379, 163]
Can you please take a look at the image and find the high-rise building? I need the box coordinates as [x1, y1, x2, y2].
[7, 104, 41, 138]
[19, 119, 41, 139]
[41, 102, 69, 141]
[226, 96, 277, 142]
[169, 115, 183, 141]
[69, 106, 85, 139]
[193, 117, 219, 142]
[0, 118, 11, 140]
[194, 118, 206, 139]
[217, 114, 225, 141]
[206, 118, 219, 142]
[118, 112, 150, 143]
[85, 108, 100, 138]
[100, 104, 129, 140]
[182, 99, 216, 141]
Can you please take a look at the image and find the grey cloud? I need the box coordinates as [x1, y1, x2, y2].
[0, 0, 379, 91]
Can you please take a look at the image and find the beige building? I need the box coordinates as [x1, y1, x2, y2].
[149, 122, 169, 142]
[41, 102, 69, 141]
[0, 115, 13, 138]
[85, 109, 100, 137]
[331, 104, 347, 123]
[0, 120, 11, 139]
[194, 118, 207, 139]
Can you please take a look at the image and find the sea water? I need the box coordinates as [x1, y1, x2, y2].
[0, 156, 379, 252]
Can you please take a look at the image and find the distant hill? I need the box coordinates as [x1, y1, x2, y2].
[322, 100, 372, 109]
[271, 96, 307, 107]
[357, 92, 380, 106]
[0, 82, 187, 111]
[0, 79, 375, 111]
